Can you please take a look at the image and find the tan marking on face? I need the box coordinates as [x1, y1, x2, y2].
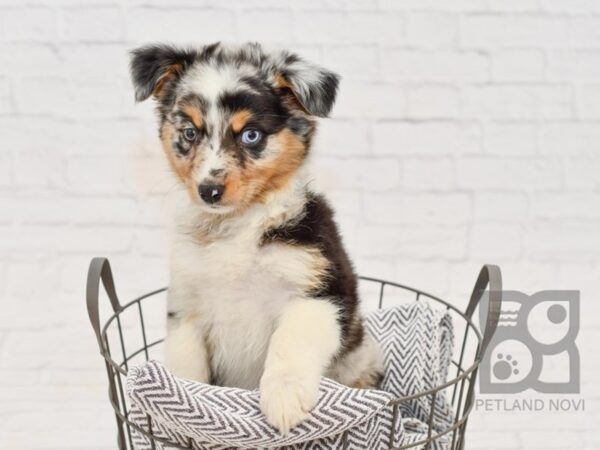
[230, 109, 253, 133]
[222, 164, 246, 205]
[221, 128, 307, 208]
[181, 104, 204, 128]
[253, 128, 307, 199]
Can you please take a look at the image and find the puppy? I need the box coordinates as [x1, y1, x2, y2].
[130, 42, 384, 434]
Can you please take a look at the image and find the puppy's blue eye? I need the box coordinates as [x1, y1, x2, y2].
[183, 128, 197, 141]
[241, 128, 263, 146]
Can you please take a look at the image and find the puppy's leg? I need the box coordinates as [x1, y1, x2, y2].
[165, 313, 210, 383]
[260, 298, 340, 434]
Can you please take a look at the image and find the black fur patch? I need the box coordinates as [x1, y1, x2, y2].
[218, 89, 293, 160]
[218, 90, 290, 134]
[261, 193, 363, 355]
[130, 44, 198, 102]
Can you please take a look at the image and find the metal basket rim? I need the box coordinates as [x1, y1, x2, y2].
[99, 276, 484, 403]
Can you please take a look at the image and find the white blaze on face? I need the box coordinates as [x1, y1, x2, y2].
[183, 63, 239, 105]
[197, 145, 225, 183]
[180, 64, 237, 184]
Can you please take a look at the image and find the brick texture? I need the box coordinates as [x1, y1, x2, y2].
[1, 1, 598, 449]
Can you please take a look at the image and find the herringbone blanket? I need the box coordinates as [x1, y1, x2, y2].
[127, 302, 454, 449]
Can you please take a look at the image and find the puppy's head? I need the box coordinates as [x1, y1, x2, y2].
[130, 42, 339, 214]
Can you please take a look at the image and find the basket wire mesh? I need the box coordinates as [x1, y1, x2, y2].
[87, 258, 502, 450]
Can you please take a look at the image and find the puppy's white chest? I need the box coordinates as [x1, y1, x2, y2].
[171, 233, 308, 389]
[202, 270, 287, 389]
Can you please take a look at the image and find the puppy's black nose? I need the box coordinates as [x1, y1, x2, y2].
[199, 184, 224, 204]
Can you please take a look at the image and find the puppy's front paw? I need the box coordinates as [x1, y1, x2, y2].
[259, 371, 320, 435]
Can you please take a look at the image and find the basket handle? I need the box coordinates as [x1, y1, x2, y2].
[86, 257, 121, 351]
[465, 264, 502, 361]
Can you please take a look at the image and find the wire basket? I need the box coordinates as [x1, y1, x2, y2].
[87, 257, 502, 450]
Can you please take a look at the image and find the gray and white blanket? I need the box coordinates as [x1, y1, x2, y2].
[127, 301, 455, 450]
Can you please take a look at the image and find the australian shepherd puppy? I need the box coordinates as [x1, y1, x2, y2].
[130, 42, 383, 434]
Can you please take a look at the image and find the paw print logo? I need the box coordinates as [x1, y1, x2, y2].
[479, 290, 579, 394]
[493, 354, 519, 380]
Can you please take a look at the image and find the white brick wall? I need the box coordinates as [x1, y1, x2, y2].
[1, 1, 599, 448]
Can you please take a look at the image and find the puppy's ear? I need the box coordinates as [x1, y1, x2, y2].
[274, 52, 340, 118]
[129, 44, 198, 102]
